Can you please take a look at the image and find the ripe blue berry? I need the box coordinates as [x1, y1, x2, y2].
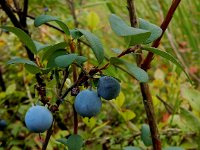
[97, 76, 120, 100]
[74, 90, 102, 118]
[25, 106, 53, 133]
[0, 120, 7, 130]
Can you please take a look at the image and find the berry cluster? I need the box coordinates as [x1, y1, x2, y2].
[24, 76, 120, 133]
[74, 76, 120, 118]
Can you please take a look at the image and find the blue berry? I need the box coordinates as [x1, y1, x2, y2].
[25, 106, 53, 133]
[97, 76, 120, 100]
[74, 90, 102, 118]
[0, 120, 7, 130]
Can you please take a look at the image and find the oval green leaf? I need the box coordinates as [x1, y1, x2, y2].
[46, 50, 67, 68]
[42, 42, 67, 61]
[55, 54, 78, 68]
[109, 14, 151, 45]
[141, 124, 153, 146]
[110, 57, 149, 82]
[34, 15, 70, 35]
[1, 26, 37, 54]
[7, 57, 37, 66]
[66, 134, 83, 150]
[7, 57, 41, 74]
[70, 29, 83, 39]
[33, 41, 50, 52]
[24, 64, 41, 74]
[77, 29, 104, 64]
[139, 18, 162, 44]
[75, 56, 88, 65]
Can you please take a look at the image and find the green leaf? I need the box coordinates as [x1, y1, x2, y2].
[1, 26, 37, 54]
[77, 29, 104, 64]
[42, 42, 67, 61]
[163, 147, 184, 150]
[180, 107, 200, 133]
[56, 138, 68, 145]
[70, 29, 83, 39]
[75, 56, 88, 65]
[83, 117, 96, 128]
[55, 54, 78, 68]
[109, 14, 151, 45]
[7, 57, 41, 74]
[46, 50, 67, 68]
[123, 146, 141, 150]
[7, 57, 37, 66]
[110, 57, 149, 82]
[139, 18, 162, 44]
[33, 41, 49, 52]
[181, 86, 200, 112]
[106, 2, 116, 14]
[6, 84, 16, 95]
[34, 15, 70, 35]
[24, 64, 41, 74]
[66, 134, 83, 150]
[141, 124, 153, 146]
[141, 46, 192, 84]
[114, 92, 125, 108]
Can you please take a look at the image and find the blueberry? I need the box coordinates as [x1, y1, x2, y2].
[0, 120, 7, 130]
[74, 90, 102, 118]
[25, 106, 53, 133]
[97, 76, 120, 100]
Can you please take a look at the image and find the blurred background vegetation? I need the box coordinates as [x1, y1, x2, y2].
[0, 0, 200, 149]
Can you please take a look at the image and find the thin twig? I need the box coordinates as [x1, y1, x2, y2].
[66, 0, 79, 27]
[42, 122, 54, 150]
[156, 95, 174, 114]
[0, 66, 6, 91]
[58, 68, 69, 97]
[20, 0, 28, 28]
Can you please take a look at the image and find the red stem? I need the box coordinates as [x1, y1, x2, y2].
[141, 0, 182, 70]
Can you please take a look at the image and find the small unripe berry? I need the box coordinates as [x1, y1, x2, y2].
[74, 90, 102, 118]
[97, 76, 120, 100]
[25, 106, 53, 133]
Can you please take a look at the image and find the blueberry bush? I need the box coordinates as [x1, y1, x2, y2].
[0, 0, 200, 150]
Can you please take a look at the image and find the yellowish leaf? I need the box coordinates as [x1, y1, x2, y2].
[92, 121, 109, 133]
[113, 92, 125, 108]
[6, 83, 16, 95]
[152, 95, 160, 107]
[82, 117, 96, 128]
[121, 109, 136, 121]
[87, 11, 100, 30]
